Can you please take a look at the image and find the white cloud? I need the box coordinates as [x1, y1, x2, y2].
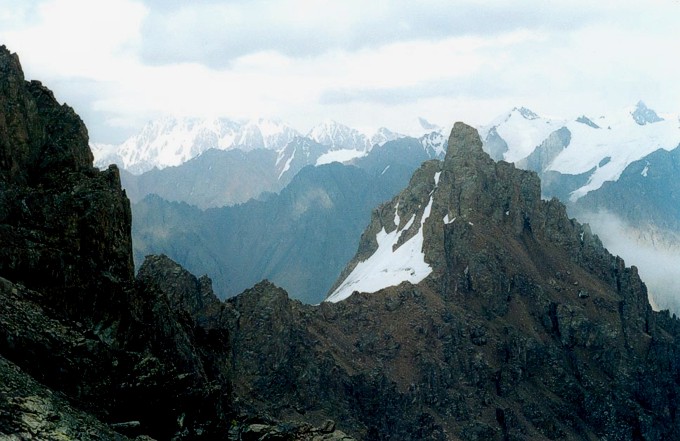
[1, 0, 679, 142]
[2, 0, 147, 80]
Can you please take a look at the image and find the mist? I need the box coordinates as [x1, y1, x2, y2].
[577, 210, 680, 314]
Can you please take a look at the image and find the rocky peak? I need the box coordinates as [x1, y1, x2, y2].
[0, 46, 132, 326]
[631, 100, 664, 125]
[137, 254, 221, 323]
[329, 121, 641, 313]
[0, 47, 235, 439]
[515, 106, 540, 120]
[0, 45, 93, 186]
[444, 121, 488, 162]
[314, 121, 680, 439]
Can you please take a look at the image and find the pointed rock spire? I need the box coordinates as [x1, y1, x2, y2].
[445, 121, 487, 162]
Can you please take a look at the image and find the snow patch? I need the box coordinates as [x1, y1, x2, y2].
[278, 147, 295, 179]
[326, 175, 438, 302]
[482, 106, 680, 200]
[482, 108, 565, 163]
[315, 149, 367, 166]
[641, 162, 650, 177]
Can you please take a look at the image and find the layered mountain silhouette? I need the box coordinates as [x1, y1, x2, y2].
[116, 102, 680, 312]
[132, 136, 436, 303]
[3, 45, 680, 441]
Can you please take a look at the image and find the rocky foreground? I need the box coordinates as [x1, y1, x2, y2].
[2, 45, 680, 440]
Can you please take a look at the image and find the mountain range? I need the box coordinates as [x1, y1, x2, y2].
[101, 102, 680, 310]
[92, 116, 431, 175]
[132, 137, 438, 303]
[3, 45, 680, 439]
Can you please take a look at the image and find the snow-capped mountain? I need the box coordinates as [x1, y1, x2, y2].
[418, 130, 447, 159]
[275, 136, 330, 181]
[480, 102, 680, 201]
[307, 119, 372, 151]
[233, 118, 299, 152]
[94, 117, 418, 175]
[371, 127, 404, 147]
[94, 117, 300, 174]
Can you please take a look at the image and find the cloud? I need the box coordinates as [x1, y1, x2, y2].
[578, 210, 680, 314]
[1, 0, 147, 80]
[2, 0, 680, 143]
[137, 0, 603, 68]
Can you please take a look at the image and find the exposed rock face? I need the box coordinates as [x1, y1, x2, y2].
[311, 122, 680, 438]
[0, 45, 229, 440]
[137, 254, 222, 322]
[0, 45, 133, 326]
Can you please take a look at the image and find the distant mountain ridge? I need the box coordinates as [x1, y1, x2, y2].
[92, 116, 440, 175]
[94, 102, 680, 204]
[132, 136, 440, 303]
[480, 102, 680, 201]
[119, 130, 446, 209]
[92, 117, 298, 174]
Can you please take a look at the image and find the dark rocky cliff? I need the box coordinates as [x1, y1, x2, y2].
[2, 45, 680, 441]
[0, 44, 354, 440]
[0, 45, 133, 324]
[0, 44, 232, 439]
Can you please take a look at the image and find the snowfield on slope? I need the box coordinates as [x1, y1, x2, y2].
[326, 172, 440, 303]
[315, 149, 367, 166]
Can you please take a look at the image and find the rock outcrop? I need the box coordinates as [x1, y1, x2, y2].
[0, 45, 233, 440]
[314, 122, 679, 438]
[0, 44, 133, 326]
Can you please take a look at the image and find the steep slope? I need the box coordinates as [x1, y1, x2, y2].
[196, 122, 680, 440]
[121, 147, 282, 208]
[0, 45, 133, 323]
[0, 45, 230, 439]
[575, 145, 680, 231]
[571, 145, 680, 311]
[481, 105, 680, 312]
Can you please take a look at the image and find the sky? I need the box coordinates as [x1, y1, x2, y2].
[1, 0, 679, 144]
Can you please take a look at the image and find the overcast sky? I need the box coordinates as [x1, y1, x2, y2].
[1, 0, 679, 144]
